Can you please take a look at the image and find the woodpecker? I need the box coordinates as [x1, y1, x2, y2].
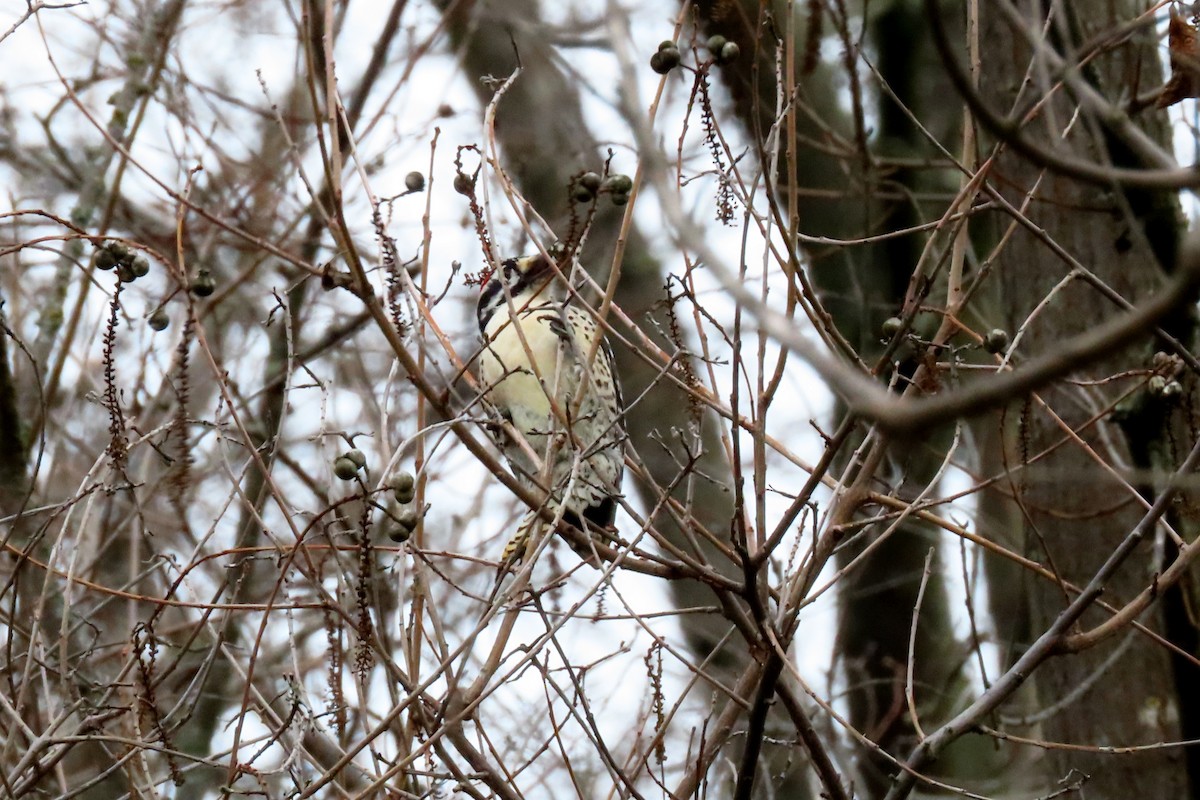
[476, 254, 624, 563]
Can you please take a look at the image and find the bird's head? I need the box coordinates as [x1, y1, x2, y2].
[476, 254, 560, 331]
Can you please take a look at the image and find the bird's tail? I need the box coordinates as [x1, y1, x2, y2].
[501, 510, 544, 565]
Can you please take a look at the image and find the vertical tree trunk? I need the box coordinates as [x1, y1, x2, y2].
[978, 3, 1189, 794]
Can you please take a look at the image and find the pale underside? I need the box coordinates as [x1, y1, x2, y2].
[479, 297, 624, 559]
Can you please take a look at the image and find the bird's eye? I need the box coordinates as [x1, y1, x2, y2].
[502, 263, 517, 280]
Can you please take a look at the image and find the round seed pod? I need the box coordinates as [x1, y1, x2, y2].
[651, 46, 680, 74]
[344, 449, 367, 469]
[604, 174, 633, 194]
[572, 183, 596, 203]
[191, 269, 216, 297]
[387, 508, 420, 542]
[334, 456, 359, 481]
[395, 508, 419, 531]
[389, 471, 416, 504]
[148, 308, 169, 331]
[983, 328, 1009, 354]
[405, 171, 426, 192]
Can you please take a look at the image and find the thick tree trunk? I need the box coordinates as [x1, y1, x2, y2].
[978, 3, 1189, 795]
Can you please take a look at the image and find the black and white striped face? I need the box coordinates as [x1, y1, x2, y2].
[476, 254, 556, 332]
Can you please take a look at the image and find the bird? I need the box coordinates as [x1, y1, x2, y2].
[476, 253, 625, 564]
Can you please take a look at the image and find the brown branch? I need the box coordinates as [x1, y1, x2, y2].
[924, 0, 1200, 189]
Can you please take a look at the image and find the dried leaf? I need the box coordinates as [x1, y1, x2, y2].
[1158, 11, 1200, 108]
